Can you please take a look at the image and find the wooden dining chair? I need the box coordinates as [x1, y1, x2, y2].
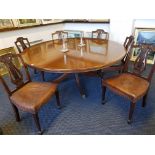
[102, 44, 155, 124]
[92, 29, 109, 40]
[101, 35, 135, 74]
[124, 35, 135, 50]
[15, 37, 45, 81]
[52, 31, 68, 40]
[0, 53, 61, 134]
[15, 37, 31, 53]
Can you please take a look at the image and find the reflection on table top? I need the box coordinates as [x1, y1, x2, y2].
[21, 38, 126, 73]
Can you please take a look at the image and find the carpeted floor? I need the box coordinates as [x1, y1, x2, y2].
[0, 66, 155, 135]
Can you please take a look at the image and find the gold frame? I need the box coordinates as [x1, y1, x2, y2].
[0, 47, 20, 75]
[0, 19, 14, 29]
[131, 28, 155, 64]
[16, 19, 41, 27]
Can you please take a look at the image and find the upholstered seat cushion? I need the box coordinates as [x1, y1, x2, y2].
[10, 82, 57, 113]
[103, 73, 149, 102]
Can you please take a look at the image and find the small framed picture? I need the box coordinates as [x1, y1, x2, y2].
[0, 19, 14, 29]
[16, 19, 41, 27]
[131, 28, 155, 64]
[0, 47, 21, 75]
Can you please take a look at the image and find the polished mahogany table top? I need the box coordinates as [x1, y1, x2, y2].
[21, 38, 126, 73]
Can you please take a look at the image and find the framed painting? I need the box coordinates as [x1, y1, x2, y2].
[0, 19, 14, 29]
[131, 28, 155, 64]
[16, 19, 41, 27]
[0, 47, 21, 75]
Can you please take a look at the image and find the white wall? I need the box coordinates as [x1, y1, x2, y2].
[1, 19, 155, 50]
[134, 19, 155, 28]
[0, 23, 64, 49]
[109, 19, 134, 44]
[64, 23, 110, 37]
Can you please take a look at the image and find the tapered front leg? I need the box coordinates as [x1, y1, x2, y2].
[11, 103, 20, 122]
[128, 102, 136, 124]
[142, 93, 148, 107]
[55, 90, 61, 108]
[32, 113, 43, 135]
[34, 69, 37, 74]
[102, 85, 107, 105]
[41, 71, 45, 81]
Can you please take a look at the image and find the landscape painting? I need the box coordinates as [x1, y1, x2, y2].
[0, 19, 14, 29]
[131, 28, 155, 64]
[17, 19, 41, 27]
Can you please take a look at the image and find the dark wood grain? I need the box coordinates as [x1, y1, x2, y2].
[21, 38, 126, 73]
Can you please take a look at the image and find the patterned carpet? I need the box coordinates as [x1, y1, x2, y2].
[0, 66, 155, 135]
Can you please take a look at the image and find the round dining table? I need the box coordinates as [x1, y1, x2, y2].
[21, 38, 126, 73]
[21, 38, 126, 98]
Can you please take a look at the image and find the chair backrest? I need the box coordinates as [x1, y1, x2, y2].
[124, 35, 134, 50]
[92, 29, 109, 40]
[122, 39, 135, 72]
[15, 37, 30, 53]
[122, 36, 135, 64]
[128, 44, 155, 82]
[52, 31, 68, 40]
[0, 53, 31, 96]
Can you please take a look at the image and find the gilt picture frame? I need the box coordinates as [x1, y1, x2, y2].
[131, 28, 155, 64]
[0, 47, 21, 75]
[16, 19, 41, 27]
[0, 19, 14, 29]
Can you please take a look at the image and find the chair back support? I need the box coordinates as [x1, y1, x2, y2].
[130, 44, 155, 81]
[124, 35, 134, 50]
[15, 37, 30, 53]
[52, 31, 68, 40]
[0, 53, 31, 95]
[92, 29, 109, 40]
[122, 38, 135, 71]
[122, 36, 135, 63]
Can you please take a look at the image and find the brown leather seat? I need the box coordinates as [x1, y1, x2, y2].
[102, 44, 155, 123]
[103, 73, 149, 102]
[10, 82, 57, 113]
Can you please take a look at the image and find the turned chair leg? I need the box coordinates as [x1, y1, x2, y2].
[32, 113, 43, 135]
[142, 93, 148, 107]
[74, 74, 86, 98]
[102, 85, 107, 104]
[41, 71, 45, 81]
[128, 102, 136, 124]
[55, 90, 61, 108]
[11, 104, 20, 122]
